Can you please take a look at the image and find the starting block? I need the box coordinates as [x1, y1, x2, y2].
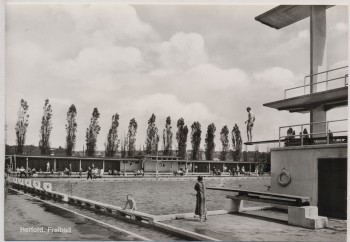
[32, 180, 42, 190]
[25, 179, 32, 188]
[42, 183, 52, 192]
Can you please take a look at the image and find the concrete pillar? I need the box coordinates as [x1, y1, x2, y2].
[288, 206, 328, 229]
[310, 5, 327, 94]
[103, 160, 105, 171]
[26, 158, 28, 170]
[225, 198, 243, 213]
[310, 105, 327, 136]
[54, 159, 57, 172]
[79, 160, 82, 170]
[208, 163, 210, 173]
[310, 6, 327, 136]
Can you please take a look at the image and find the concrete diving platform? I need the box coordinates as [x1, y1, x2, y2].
[255, 5, 333, 29]
[263, 86, 348, 113]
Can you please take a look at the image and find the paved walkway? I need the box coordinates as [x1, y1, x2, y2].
[5, 191, 141, 241]
[163, 209, 347, 241]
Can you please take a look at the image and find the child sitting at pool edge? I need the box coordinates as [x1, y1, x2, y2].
[123, 194, 136, 211]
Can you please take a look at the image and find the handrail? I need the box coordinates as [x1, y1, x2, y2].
[284, 66, 348, 98]
[278, 119, 347, 147]
[305, 66, 348, 78]
[279, 119, 347, 129]
[285, 76, 346, 93]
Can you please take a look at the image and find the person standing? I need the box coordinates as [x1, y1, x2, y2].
[46, 162, 50, 172]
[194, 176, 207, 222]
[87, 167, 92, 180]
[245, 107, 255, 142]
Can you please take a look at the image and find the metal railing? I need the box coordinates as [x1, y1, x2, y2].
[278, 119, 347, 147]
[284, 66, 348, 98]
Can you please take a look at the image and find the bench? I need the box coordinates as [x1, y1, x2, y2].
[207, 187, 328, 229]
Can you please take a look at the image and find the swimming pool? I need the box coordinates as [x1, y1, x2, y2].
[49, 178, 270, 215]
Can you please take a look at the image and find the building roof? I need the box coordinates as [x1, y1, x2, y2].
[8, 155, 139, 161]
[255, 5, 333, 29]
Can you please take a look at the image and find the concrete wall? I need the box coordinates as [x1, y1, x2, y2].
[270, 144, 347, 205]
[144, 161, 178, 172]
[120, 160, 142, 172]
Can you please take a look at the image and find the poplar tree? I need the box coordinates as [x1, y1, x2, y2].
[163, 116, 173, 156]
[85, 108, 101, 156]
[39, 99, 53, 155]
[127, 118, 138, 157]
[176, 118, 188, 159]
[15, 99, 29, 154]
[145, 114, 159, 155]
[220, 125, 229, 161]
[191, 121, 201, 160]
[232, 124, 243, 161]
[105, 113, 120, 157]
[121, 134, 128, 158]
[65, 104, 77, 156]
[205, 123, 216, 160]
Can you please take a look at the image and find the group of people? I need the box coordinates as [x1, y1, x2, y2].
[86, 166, 104, 180]
[174, 168, 187, 176]
[285, 127, 312, 145]
[15, 166, 41, 178]
[108, 170, 122, 176]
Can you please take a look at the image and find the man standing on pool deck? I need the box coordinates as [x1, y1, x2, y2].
[245, 107, 255, 142]
[87, 166, 93, 180]
[194, 176, 207, 222]
[123, 194, 136, 211]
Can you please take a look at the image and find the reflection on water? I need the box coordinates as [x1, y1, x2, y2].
[50, 178, 270, 215]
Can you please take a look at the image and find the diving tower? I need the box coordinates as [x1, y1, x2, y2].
[255, 5, 348, 219]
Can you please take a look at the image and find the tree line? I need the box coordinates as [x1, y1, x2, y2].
[14, 98, 242, 160]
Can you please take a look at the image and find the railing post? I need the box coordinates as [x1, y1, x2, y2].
[301, 125, 304, 146]
[326, 121, 329, 144]
[278, 127, 281, 148]
[345, 74, 348, 87]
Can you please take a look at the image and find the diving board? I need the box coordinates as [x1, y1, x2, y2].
[255, 5, 333, 29]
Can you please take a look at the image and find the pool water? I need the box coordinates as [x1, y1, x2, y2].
[50, 178, 270, 215]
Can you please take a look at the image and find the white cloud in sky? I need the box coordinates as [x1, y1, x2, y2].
[253, 67, 296, 88]
[334, 22, 348, 33]
[156, 32, 209, 69]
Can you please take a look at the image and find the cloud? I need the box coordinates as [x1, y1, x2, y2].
[156, 32, 209, 69]
[334, 22, 348, 33]
[253, 67, 297, 88]
[119, 93, 214, 123]
[185, 64, 249, 89]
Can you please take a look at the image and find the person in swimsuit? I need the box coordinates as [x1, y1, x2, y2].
[123, 194, 136, 211]
[245, 107, 255, 142]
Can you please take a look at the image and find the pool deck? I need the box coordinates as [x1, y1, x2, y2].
[162, 209, 347, 241]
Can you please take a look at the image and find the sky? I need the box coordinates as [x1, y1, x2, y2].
[5, 4, 348, 152]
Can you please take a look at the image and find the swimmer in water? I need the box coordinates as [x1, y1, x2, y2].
[123, 194, 136, 211]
